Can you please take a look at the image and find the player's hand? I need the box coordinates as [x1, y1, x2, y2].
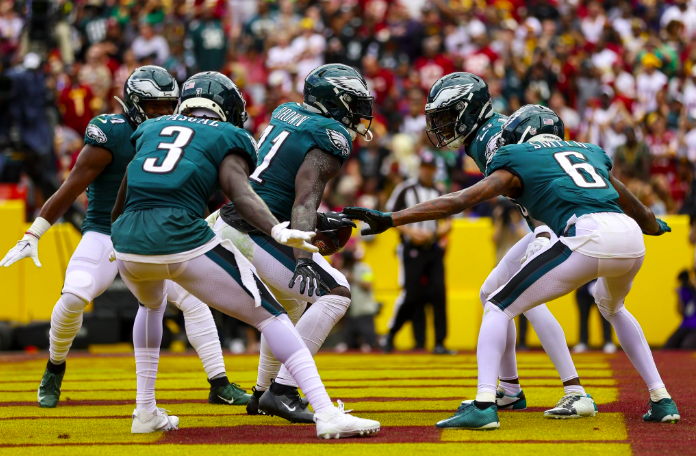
[520, 235, 550, 264]
[316, 211, 356, 248]
[289, 258, 330, 297]
[644, 218, 671, 236]
[272, 221, 319, 253]
[0, 235, 41, 268]
[340, 207, 394, 235]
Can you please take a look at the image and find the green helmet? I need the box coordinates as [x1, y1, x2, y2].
[498, 104, 565, 147]
[303, 64, 374, 139]
[176, 71, 248, 127]
[117, 65, 179, 126]
[425, 72, 493, 150]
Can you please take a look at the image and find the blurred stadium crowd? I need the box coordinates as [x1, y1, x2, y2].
[2, 0, 696, 350]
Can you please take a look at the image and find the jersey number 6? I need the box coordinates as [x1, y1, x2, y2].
[143, 126, 195, 174]
[553, 151, 608, 189]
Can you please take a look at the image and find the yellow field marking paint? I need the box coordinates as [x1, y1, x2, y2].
[441, 412, 627, 442]
[0, 403, 250, 419]
[0, 443, 632, 456]
[88, 344, 135, 354]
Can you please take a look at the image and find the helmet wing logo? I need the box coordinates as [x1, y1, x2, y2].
[326, 129, 350, 157]
[86, 124, 107, 144]
[428, 84, 474, 110]
[326, 76, 369, 96]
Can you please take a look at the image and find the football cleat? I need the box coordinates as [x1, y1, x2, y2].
[643, 398, 680, 423]
[461, 387, 526, 410]
[314, 400, 380, 439]
[259, 382, 314, 423]
[435, 402, 500, 430]
[131, 408, 179, 433]
[246, 387, 268, 416]
[544, 393, 597, 419]
[208, 382, 251, 406]
[37, 362, 65, 408]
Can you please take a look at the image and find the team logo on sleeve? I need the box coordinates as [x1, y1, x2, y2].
[326, 129, 350, 156]
[86, 124, 107, 144]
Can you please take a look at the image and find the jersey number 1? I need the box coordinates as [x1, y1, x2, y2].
[143, 126, 195, 174]
[250, 125, 290, 184]
[553, 151, 607, 189]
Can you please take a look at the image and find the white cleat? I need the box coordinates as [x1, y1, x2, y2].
[314, 400, 380, 439]
[544, 393, 598, 419]
[131, 408, 180, 433]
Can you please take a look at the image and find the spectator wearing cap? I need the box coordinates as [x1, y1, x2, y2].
[636, 53, 668, 115]
[382, 151, 453, 355]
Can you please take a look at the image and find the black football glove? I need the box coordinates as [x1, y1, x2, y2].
[289, 258, 330, 297]
[340, 207, 394, 235]
[316, 211, 357, 248]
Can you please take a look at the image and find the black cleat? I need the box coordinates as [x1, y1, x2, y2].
[247, 387, 267, 416]
[259, 381, 314, 424]
[433, 344, 458, 355]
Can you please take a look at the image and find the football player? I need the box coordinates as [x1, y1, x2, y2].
[344, 104, 679, 429]
[110, 71, 380, 438]
[207, 63, 368, 423]
[1, 67, 250, 409]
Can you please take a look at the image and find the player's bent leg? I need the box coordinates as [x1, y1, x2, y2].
[166, 281, 250, 406]
[174, 244, 379, 438]
[40, 232, 118, 408]
[118, 261, 179, 433]
[593, 257, 680, 423]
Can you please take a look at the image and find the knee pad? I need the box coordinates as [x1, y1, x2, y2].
[62, 271, 97, 303]
[597, 302, 625, 319]
[58, 292, 89, 313]
[166, 282, 190, 310]
[318, 295, 351, 323]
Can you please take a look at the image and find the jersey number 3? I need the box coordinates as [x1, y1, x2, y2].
[553, 151, 607, 189]
[143, 126, 195, 174]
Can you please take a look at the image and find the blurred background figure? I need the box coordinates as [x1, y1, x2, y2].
[381, 151, 453, 355]
[573, 281, 617, 354]
[664, 270, 696, 350]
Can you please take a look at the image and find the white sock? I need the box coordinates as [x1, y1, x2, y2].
[133, 300, 166, 413]
[564, 384, 586, 396]
[476, 303, 509, 403]
[649, 387, 671, 402]
[177, 293, 226, 380]
[259, 315, 333, 413]
[499, 380, 521, 396]
[255, 299, 306, 391]
[602, 307, 665, 392]
[499, 319, 518, 382]
[525, 304, 580, 382]
[276, 295, 350, 388]
[49, 293, 88, 364]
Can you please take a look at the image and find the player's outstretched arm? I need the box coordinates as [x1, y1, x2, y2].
[344, 170, 519, 235]
[0, 145, 112, 268]
[219, 154, 318, 252]
[609, 174, 670, 235]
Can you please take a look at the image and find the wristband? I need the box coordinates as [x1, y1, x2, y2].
[26, 217, 51, 240]
[533, 225, 553, 238]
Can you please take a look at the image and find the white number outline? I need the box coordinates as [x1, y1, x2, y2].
[143, 126, 195, 174]
[250, 125, 291, 184]
[553, 151, 608, 189]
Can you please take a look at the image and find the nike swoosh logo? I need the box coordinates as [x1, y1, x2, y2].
[96, 118, 108, 123]
[217, 395, 236, 404]
[327, 218, 339, 223]
[281, 402, 296, 412]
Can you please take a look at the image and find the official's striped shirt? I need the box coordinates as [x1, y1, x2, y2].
[386, 178, 442, 242]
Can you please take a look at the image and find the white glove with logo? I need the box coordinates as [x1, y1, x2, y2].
[520, 235, 550, 265]
[271, 221, 319, 253]
[0, 217, 51, 268]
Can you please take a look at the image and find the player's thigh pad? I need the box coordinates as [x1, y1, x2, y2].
[593, 256, 644, 317]
[62, 232, 118, 302]
[488, 242, 598, 318]
[246, 232, 348, 302]
[116, 260, 167, 308]
[173, 243, 287, 330]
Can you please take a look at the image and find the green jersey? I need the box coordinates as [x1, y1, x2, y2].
[487, 139, 622, 236]
[81, 114, 135, 236]
[467, 112, 507, 174]
[221, 102, 352, 224]
[111, 114, 258, 256]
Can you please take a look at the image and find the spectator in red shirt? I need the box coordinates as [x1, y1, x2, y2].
[414, 35, 454, 92]
[362, 55, 395, 104]
[58, 67, 95, 137]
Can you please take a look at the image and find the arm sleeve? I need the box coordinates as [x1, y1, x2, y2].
[216, 126, 259, 172]
[312, 122, 353, 164]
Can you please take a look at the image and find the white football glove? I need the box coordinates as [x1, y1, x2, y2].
[520, 235, 550, 265]
[271, 221, 318, 253]
[0, 217, 51, 268]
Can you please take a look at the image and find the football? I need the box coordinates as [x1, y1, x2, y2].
[313, 225, 353, 256]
